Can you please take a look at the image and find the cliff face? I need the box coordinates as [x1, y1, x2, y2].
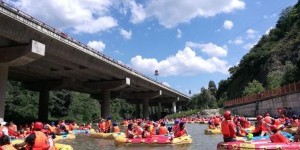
[216, 2, 300, 100]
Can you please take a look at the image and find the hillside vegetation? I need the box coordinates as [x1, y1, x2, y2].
[216, 2, 300, 101]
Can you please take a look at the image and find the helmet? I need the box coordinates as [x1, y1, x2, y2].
[174, 119, 180, 124]
[223, 110, 231, 120]
[264, 113, 270, 117]
[107, 116, 111, 120]
[51, 122, 55, 125]
[179, 122, 185, 127]
[34, 122, 44, 130]
[256, 115, 263, 120]
[292, 114, 298, 119]
[112, 122, 117, 126]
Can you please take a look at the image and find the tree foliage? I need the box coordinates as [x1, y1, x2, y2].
[242, 80, 265, 96]
[215, 1, 300, 101]
[5, 81, 135, 124]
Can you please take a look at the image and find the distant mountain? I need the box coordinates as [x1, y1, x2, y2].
[216, 1, 300, 101]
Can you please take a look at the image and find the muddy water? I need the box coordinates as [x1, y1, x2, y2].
[58, 124, 223, 150]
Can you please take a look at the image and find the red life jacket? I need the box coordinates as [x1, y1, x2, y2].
[174, 129, 186, 137]
[221, 120, 236, 138]
[270, 133, 289, 143]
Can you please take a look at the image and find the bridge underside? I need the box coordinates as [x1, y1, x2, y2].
[0, 5, 189, 121]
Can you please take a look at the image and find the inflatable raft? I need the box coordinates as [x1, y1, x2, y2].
[114, 135, 192, 146]
[11, 139, 74, 150]
[283, 127, 297, 134]
[90, 132, 125, 139]
[217, 140, 300, 150]
[70, 129, 90, 134]
[54, 134, 76, 141]
[204, 128, 221, 135]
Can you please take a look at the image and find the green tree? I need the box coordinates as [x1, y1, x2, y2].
[243, 80, 265, 96]
[5, 81, 39, 124]
[282, 61, 297, 85]
[266, 71, 283, 89]
[208, 80, 217, 97]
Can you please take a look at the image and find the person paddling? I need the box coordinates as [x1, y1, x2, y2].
[221, 110, 236, 142]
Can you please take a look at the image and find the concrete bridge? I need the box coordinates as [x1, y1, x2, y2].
[0, 2, 189, 122]
[224, 81, 300, 117]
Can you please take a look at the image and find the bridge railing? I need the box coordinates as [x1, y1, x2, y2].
[224, 81, 300, 107]
[0, 1, 189, 99]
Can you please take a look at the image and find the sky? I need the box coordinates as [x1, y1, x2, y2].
[4, 0, 298, 96]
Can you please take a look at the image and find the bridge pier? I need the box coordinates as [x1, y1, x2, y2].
[0, 64, 8, 119]
[135, 103, 140, 118]
[143, 99, 149, 119]
[0, 40, 45, 119]
[38, 90, 49, 122]
[101, 90, 111, 118]
[172, 102, 177, 113]
[157, 102, 161, 119]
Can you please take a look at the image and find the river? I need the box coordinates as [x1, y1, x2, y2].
[58, 124, 223, 150]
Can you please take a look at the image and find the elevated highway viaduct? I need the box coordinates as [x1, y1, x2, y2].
[0, 2, 189, 122]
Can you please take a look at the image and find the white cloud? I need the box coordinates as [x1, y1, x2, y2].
[263, 13, 277, 19]
[144, 0, 245, 28]
[229, 36, 244, 45]
[265, 26, 274, 35]
[186, 42, 227, 57]
[223, 20, 234, 30]
[87, 40, 106, 52]
[9, 0, 118, 34]
[128, 1, 146, 24]
[243, 43, 255, 50]
[120, 28, 132, 39]
[246, 29, 258, 39]
[130, 47, 230, 76]
[176, 29, 182, 38]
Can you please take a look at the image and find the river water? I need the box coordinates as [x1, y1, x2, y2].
[58, 124, 223, 150]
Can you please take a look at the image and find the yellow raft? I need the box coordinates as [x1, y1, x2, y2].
[11, 139, 73, 150]
[283, 127, 297, 134]
[114, 135, 192, 146]
[54, 134, 76, 141]
[204, 128, 221, 135]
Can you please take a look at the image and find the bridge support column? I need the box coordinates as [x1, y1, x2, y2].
[0, 64, 8, 119]
[135, 103, 140, 118]
[143, 99, 149, 119]
[101, 90, 111, 118]
[172, 102, 177, 113]
[38, 90, 49, 122]
[158, 102, 161, 119]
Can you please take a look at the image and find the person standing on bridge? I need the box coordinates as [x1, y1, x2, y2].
[221, 110, 236, 142]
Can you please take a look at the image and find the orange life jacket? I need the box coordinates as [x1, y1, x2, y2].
[1, 144, 17, 150]
[26, 131, 49, 150]
[158, 126, 167, 135]
[221, 120, 236, 138]
[99, 122, 105, 132]
[113, 126, 120, 133]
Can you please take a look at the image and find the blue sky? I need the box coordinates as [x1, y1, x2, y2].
[5, 0, 298, 95]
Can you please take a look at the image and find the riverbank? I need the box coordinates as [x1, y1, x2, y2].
[165, 108, 222, 118]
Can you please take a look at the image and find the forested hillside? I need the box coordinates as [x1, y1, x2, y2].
[216, 1, 300, 101]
